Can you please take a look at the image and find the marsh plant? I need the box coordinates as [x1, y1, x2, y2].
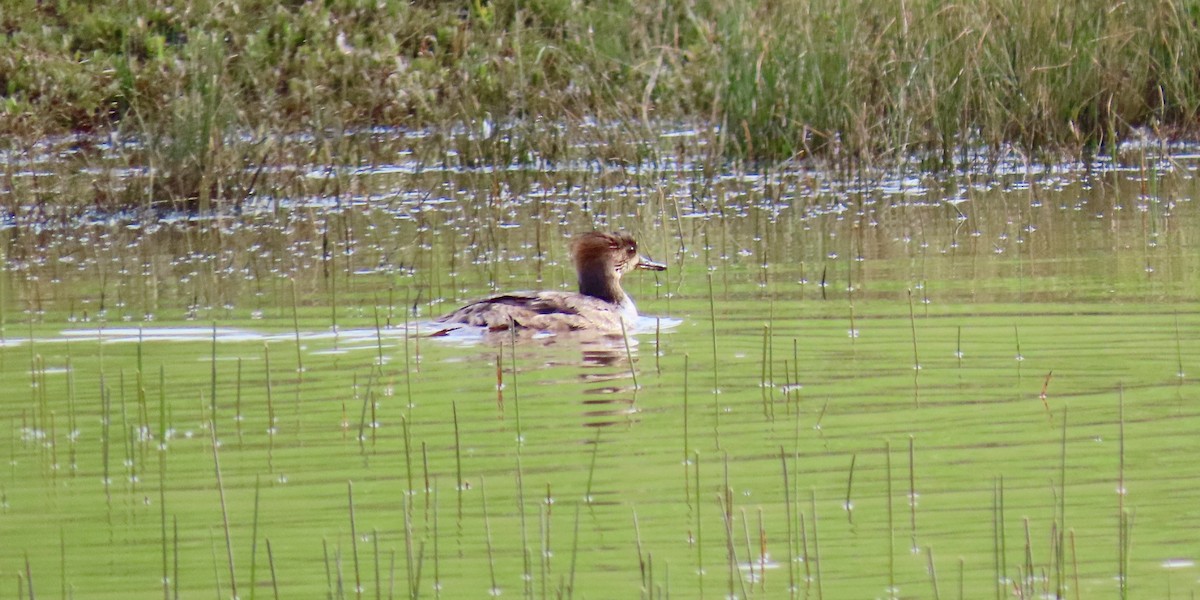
[4, 0, 1200, 207]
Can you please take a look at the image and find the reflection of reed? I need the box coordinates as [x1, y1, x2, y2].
[442, 331, 646, 429]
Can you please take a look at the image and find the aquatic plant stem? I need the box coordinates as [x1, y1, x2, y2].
[927, 546, 940, 600]
[565, 504, 581, 600]
[1118, 385, 1129, 599]
[886, 441, 895, 595]
[209, 424, 237, 600]
[811, 490, 823, 600]
[266, 538, 280, 600]
[707, 273, 719, 441]
[908, 289, 920, 407]
[619, 317, 639, 390]
[481, 477, 499, 597]
[348, 481, 362, 599]
[780, 448, 796, 598]
[510, 326, 522, 443]
[909, 436, 918, 552]
[584, 429, 601, 504]
[452, 402, 464, 526]
[844, 453, 856, 524]
[248, 475, 261, 600]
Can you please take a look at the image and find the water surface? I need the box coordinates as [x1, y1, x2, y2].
[1, 136, 1198, 598]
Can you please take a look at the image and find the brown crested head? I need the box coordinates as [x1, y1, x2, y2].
[571, 231, 665, 302]
[570, 231, 665, 275]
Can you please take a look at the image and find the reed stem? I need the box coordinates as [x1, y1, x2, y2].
[209, 424, 238, 600]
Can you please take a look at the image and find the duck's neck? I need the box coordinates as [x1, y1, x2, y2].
[577, 267, 625, 305]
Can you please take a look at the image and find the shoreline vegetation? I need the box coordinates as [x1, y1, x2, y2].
[3, 0, 1200, 208]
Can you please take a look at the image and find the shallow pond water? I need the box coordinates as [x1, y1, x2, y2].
[1, 137, 1199, 599]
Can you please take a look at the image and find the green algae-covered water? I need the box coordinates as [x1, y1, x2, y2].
[2, 142, 1199, 599]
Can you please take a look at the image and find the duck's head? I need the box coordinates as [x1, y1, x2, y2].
[571, 231, 665, 279]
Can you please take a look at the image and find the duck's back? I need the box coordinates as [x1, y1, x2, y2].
[436, 291, 628, 332]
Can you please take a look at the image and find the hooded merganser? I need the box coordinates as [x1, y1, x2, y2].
[436, 231, 666, 333]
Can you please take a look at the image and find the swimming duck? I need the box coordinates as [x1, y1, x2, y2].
[436, 231, 666, 333]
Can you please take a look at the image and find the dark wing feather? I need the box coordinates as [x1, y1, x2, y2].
[437, 291, 625, 332]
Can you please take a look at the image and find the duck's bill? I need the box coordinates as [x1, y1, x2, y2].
[636, 256, 667, 271]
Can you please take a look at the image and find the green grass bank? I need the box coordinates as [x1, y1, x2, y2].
[4, 0, 1200, 200]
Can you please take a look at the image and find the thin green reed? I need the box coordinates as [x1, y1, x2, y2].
[373, 298, 385, 374]
[328, 217, 338, 337]
[403, 495, 414, 599]
[101, 377, 111, 506]
[159, 439, 169, 600]
[422, 442, 431, 515]
[694, 450, 703, 598]
[235, 358, 243, 446]
[718, 489, 735, 599]
[927, 546, 940, 600]
[59, 528, 66, 600]
[402, 415, 414, 495]
[291, 280, 304, 375]
[1014, 325, 1023, 393]
[1021, 518, 1033, 596]
[386, 542, 398, 600]
[655, 318, 662, 375]
[264, 343, 276, 471]
[844, 453, 857, 524]
[248, 475, 262, 600]
[565, 504, 582, 600]
[357, 373, 375, 451]
[886, 441, 894, 596]
[780, 448, 796, 598]
[27, 320, 36, 431]
[810, 490, 823, 600]
[633, 509, 646, 591]
[119, 370, 135, 493]
[740, 509, 755, 592]
[1056, 408, 1068, 598]
[583, 429, 601, 504]
[683, 353, 690, 460]
[266, 538, 280, 600]
[66, 354, 76, 474]
[1174, 312, 1185, 380]
[452, 402, 464, 524]
[210, 323, 218, 437]
[24, 553, 35, 600]
[481, 477, 500, 597]
[412, 539, 427, 600]
[509, 326, 522, 443]
[291, 279, 305, 432]
[514, 453, 532, 598]
[432, 482, 441, 598]
[1118, 385, 1129, 600]
[1070, 530, 1080, 600]
[172, 516, 180, 600]
[908, 289, 920, 407]
[956, 326, 963, 371]
[788, 338, 800, 413]
[348, 481, 362, 600]
[958, 557, 965, 600]
[210, 425, 238, 600]
[323, 538, 334, 599]
[995, 476, 1007, 599]
[403, 304, 413, 412]
[908, 437, 918, 552]
[760, 325, 769, 417]
[707, 273, 719, 440]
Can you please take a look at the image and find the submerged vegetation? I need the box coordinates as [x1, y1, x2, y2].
[4, 0, 1200, 206]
